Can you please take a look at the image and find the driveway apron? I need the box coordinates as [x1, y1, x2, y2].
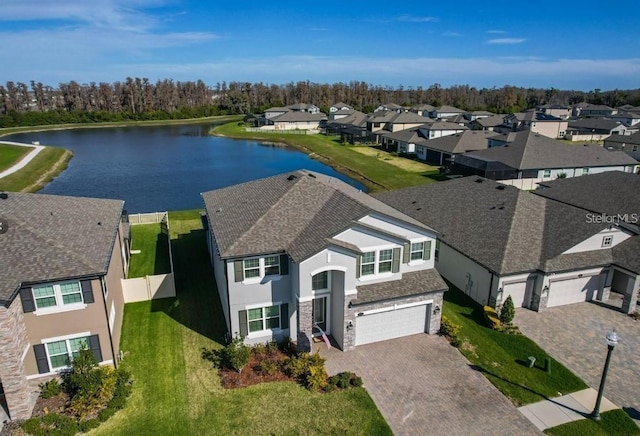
[318, 334, 540, 435]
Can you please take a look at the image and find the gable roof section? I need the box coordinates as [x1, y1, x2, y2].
[604, 131, 640, 146]
[422, 121, 469, 131]
[271, 112, 326, 122]
[420, 130, 498, 154]
[202, 170, 434, 262]
[568, 119, 624, 132]
[0, 192, 124, 304]
[475, 114, 507, 127]
[374, 177, 610, 275]
[433, 105, 464, 114]
[460, 130, 638, 170]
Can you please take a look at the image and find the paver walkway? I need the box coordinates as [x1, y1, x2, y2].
[519, 388, 617, 431]
[317, 334, 540, 436]
[515, 296, 640, 426]
[0, 141, 44, 179]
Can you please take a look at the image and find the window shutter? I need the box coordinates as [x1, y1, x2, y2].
[355, 255, 362, 278]
[81, 280, 94, 304]
[34, 344, 50, 374]
[280, 254, 288, 275]
[403, 243, 410, 263]
[20, 287, 35, 313]
[238, 310, 248, 337]
[88, 335, 103, 363]
[424, 241, 432, 260]
[280, 303, 289, 329]
[392, 247, 401, 273]
[234, 260, 244, 282]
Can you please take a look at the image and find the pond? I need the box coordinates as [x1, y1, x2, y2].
[3, 124, 366, 212]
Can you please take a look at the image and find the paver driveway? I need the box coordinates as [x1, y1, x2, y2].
[515, 298, 640, 426]
[318, 334, 540, 436]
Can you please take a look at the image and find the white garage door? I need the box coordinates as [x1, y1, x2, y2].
[547, 275, 600, 308]
[503, 281, 528, 308]
[355, 303, 429, 346]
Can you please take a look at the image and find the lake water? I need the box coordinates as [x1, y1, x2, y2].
[3, 124, 365, 212]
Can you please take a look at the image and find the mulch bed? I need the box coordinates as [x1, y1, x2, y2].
[31, 393, 69, 418]
[218, 348, 294, 389]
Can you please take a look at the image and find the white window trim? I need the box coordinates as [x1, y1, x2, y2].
[27, 360, 113, 380]
[311, 270, 331, 292]
[242, 256, 282, 284]
[41, 331, 92, 372]
[245, 301, 285, 337]
[32, 281, 86, 316]
[359, 246, 396, 281]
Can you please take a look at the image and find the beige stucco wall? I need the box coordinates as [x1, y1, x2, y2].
[103, 224, 127, 359]
[530, 121, 568, 139]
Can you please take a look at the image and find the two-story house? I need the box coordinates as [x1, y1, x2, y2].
[0, 192, 129, 421]
[202, 170, 447, 352]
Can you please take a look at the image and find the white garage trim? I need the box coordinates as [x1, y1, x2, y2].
[356, 299, 433, 316]
[355, 302, 431, 346]
[547, 273, 601, 308]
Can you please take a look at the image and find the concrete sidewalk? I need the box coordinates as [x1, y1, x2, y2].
[518, 388, 618, 431]
[0, 141, 45, 179]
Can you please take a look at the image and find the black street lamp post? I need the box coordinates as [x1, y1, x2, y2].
[591, 329, 619, 421]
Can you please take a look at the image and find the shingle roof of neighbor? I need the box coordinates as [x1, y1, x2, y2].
[420, 130, 498, 154]
[375, 177, 614, 275]
[201, 170, 435, 262]
[0, 192, 124, 304]
[461, 130, 638, 170]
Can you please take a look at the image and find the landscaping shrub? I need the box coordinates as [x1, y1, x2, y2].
[439, 315, 463, 346]
[284, 352, 328, 391]
[499, 295, 515, 325]
[256, 359, 279, 376]
[350, 375, 363, 387]
[336, 372, 352, 389]
[39, 378, 62, 399]
[215, 336, 251, 373]
[483, 306, 501, 330]
[22, 413, 79, 436]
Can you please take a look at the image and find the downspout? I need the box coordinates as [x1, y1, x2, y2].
[488, 272, 495, 305]
[100, 276, 118, 369]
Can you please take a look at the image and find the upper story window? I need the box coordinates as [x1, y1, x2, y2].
[378, 249, 393, 273]
[235, 255, 288, 282]
[312, 271, 329, 291]
[582, 168, 589, 175]
[543, 169, 551, 178]
[360, 252, 376, 276]
[21, 280, 94, 315]
[602, 236, 613, 247]
[358, 248, 400, 278]
[410, 242, 425, 261]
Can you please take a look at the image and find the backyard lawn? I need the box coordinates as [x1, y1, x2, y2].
[93, 210, 391, 435]
[442, 286, 587, 406]
[212, 122, 440, 192]
[0, 143, 30, 171]
[0, 146, 69, 192]
[127, 223, 171, 278]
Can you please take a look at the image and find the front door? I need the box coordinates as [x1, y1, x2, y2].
[312, 296, 328, 336]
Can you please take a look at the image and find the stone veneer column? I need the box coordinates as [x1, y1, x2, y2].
[621, 275, 640, 314]
[343, 299, 356, 351]
[0, 297, 38, 420]
[530, 285, 549, 312]
[427, 292, 444, 334]
[296, 300, 313, 352]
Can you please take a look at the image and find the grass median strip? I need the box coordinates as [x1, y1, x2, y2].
[0, 143, 31, 172]
[94, 210, 391, 435]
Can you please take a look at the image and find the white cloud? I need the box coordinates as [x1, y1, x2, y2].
[396, 14, 438, 23]
[486, 30, 507, 34]
[443, 31, 461, 37]
[486, 38, 526, 44]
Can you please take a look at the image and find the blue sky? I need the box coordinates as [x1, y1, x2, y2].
[2, 0, 639, 90]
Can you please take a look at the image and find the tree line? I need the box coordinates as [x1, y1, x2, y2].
[1, 78, 639, 127]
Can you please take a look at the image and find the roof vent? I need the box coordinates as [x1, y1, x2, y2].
[474, 179, 483, 183]
[411, 200, 417, 204]
[287, 174, 297, 181]
[0, 192, 7, 200]
[496, 185, 506, 190]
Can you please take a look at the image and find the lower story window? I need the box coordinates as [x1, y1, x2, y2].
[47, 336, 88, 369]
[248, 305, 281, 332]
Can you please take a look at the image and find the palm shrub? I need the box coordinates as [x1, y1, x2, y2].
[500, 295, 515, 325]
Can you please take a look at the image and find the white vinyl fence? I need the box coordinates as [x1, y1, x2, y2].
[122, 212, 176, 303]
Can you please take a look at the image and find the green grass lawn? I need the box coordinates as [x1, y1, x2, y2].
[0, 146, 69, 192]
[544, 409, 640, 435]
[0, 143, 30, 171]
[127, 224, 171, 278]
[212, 122, 439, 193]
[443, 286, 587, 406]
[93, 210, 391, 435]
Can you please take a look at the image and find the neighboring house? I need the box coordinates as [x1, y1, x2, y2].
[329, 103, 353, 113]
[450, 130, 639, 190]
[468, 114, 506, 132]
[324, 111, 372, 144]
[378, 126, 428, 154]
[610, 111, 640, 127]
[261, 111, 327, 131]
[375, 103, 404, 113]
[535, 171, 640, 313]
[464, 110, 495, 121]
[416, 130, 499, 166]
[376, 176, 639, 312]
[566, 119, 630, 141]
[579, 104, 618, 118]
[329, 108, 357, 121]
[381, 112, 432, 133]
[536, 104, 571, 120]
[418, 120, 468, 139]
[430, 105, 465, 119]
[202, 170, 447, 352]
[571, 102, 590, 118]
[286, 103, 320, 114]
[0, 192, 129, 420]
[264, 107, 292, 119]
[366, 110, 397, 133]
[501, 111, 568, 139]
[603, 131, 640, 161]
[410, 104, 435, 117]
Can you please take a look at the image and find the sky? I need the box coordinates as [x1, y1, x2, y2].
[2, 0, 639, 91]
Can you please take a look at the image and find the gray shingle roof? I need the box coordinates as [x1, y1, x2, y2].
[418, 130, 498, 154]
[0, 192, 124, 304]
[271, 112, 326, 122]
[351, 269, 447, 306]
[474, 114, 507, 127]
[201, 170, 435, 262]
[461, 130, 638, 170]
[375, 177, 611, 275]
[422, 121, 469, 131]
[604, 131, 640, 146]
[433, 105, 464, 114]
[568, 119, 623, 132]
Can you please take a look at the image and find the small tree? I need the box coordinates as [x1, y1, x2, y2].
[221, 336, 251, 373]
[500, 295, 515, 325]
